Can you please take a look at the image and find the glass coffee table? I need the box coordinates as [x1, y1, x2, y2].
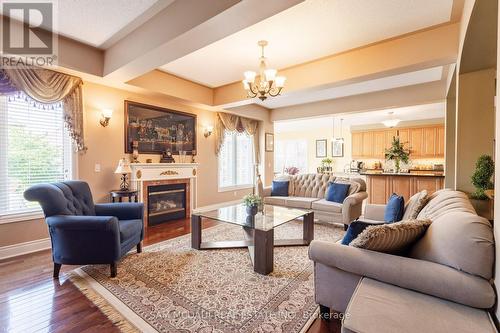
[191, 204, 314, 275]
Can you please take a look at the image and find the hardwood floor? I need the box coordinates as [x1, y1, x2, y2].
[0, 218, 341, 333]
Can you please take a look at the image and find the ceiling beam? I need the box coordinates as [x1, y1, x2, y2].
[270, 80, 447, 122]
[213, 23, 459, 107]
[103, 0, 303, 82]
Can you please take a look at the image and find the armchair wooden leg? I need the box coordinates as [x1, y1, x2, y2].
[319, 304, 331, 320]
[53, 263, 62, 279]
[110, 262, 117, 278]
[137, 242, 142, 253]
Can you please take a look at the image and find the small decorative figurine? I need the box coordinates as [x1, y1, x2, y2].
[131, 141, 140, 163]
[160, 149, 175, 163]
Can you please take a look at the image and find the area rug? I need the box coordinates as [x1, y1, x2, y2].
[70, 220, 344, 333]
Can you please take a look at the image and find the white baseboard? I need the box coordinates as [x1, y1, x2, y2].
[192, 199, 242, 213]
[0, 238, 51, 260]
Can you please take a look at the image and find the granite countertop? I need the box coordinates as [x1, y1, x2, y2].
[360, 171, 445, 177]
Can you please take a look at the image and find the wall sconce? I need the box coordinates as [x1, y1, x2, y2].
[99, 109, 113, 127]
[204, 125, 214, 138]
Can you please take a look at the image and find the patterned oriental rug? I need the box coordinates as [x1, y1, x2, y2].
[70, 220, 344, 333]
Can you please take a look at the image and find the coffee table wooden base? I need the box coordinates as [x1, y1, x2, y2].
[191, 211, 314, 275]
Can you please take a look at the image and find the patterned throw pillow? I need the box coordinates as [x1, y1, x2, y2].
[402, 190, 428, 220]
[349, 219, 432, 253]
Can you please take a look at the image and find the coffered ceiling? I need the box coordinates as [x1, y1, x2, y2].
[159, 0, 454, 87]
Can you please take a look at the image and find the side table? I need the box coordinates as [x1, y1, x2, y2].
[110, 190, 138, 203]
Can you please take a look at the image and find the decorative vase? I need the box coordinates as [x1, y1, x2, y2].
[394, 159, 400, 173]
[246, 205, 258, 216]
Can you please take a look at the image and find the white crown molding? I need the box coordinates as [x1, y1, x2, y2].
[0, 238, 51, 260]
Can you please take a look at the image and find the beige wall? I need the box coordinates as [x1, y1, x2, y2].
[455, 68, 496, 193]
[0, 81, 273, 248]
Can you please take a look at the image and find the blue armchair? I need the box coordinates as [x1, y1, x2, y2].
[24, 181, 144, 278]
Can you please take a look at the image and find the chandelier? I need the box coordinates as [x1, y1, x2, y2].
[242, 40, 286, 101]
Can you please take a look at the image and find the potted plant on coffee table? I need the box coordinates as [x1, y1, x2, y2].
[385, 136, 410, 173]
[243, 194, 263, 216]
[470, 155, 494, 220]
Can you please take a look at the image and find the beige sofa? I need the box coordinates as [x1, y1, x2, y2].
[308, 189, 496, 332]
[258, 174, 367, 227]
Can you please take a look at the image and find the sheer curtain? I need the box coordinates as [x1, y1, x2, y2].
[274, 139, 308, 174]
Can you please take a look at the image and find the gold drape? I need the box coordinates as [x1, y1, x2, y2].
[4, 65, 85, 150]
[214, 112, 260, 164]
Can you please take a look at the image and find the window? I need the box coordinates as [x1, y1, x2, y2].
[274, 139, 308, 174]
[0, 94, 73, 219]
[218, 131, 254, 190]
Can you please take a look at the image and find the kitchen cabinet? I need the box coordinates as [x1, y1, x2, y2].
[365, 174, 444, 204]
[409, 128, 424, 157]
[351, 125, 444, 159]
[362, 132, 374, 157]
[436, 126, 445, 156]
[423, 127, 436, 156]
[373, 131, 386, 158]
[352, 132, 363, 157]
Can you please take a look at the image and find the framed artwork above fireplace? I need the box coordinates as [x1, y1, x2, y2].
[124, 100, 197, 155]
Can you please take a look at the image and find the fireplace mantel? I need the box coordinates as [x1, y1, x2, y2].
[130, 163, 199, 226]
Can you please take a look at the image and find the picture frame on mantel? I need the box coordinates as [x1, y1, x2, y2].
[124, 100, 197, 155]
[332, 139, 344, 157]
[316, 139, 327, 157]
[265, 133, 274, 152]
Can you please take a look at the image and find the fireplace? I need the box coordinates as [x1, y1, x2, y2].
[147, 183, 186, 225]
[129, 163, 198, 228]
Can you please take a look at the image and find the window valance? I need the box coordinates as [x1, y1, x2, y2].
[214, 112, 260, 164]
[0, 65, 85, 150]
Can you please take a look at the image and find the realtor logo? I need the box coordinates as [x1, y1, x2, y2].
[1, 1, 57, 66]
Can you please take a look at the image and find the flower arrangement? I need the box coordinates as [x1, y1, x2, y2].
[385, 136, 410, 173]
[243, 194, 262, 207]
[285, 166, 299, 175]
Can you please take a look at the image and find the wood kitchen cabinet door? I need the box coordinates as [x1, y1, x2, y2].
[362, 131, 374, 157]
[409, 128, 424, 157]
[386, 129, 398, 149]
[413, 177, 444, 195]
[397, 128, 410, 149]
[368, 176, 390, 204]
[423, 127, 437, 156]
[391, 176, 412, 203]
[373, 131, 386, 158]
[352, 132, 363, 158]
[436, 126, 445, 156]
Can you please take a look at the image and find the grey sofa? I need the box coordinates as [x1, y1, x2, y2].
[309, 189, 496, 332]
[258, 174, 368, 227]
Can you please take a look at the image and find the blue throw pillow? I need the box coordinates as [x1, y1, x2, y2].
[384, 194, 405, 223]
[341, 220, 384, 245]
[325, 182, 350, 203]
[271, 181, 289, 196]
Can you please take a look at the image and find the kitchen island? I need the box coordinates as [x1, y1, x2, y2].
[360, 171, 445, 204]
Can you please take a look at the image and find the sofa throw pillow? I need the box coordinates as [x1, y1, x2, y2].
[384, 194, 405, 223]
[326, 182, 350, 203]
[402, 190, 428, 220]
[350, 219, 432, 253]
[271, 181, 289, 196]
[341, 220, 385, 245]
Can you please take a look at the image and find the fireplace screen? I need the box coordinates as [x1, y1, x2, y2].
[147, 183, 186, 225]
